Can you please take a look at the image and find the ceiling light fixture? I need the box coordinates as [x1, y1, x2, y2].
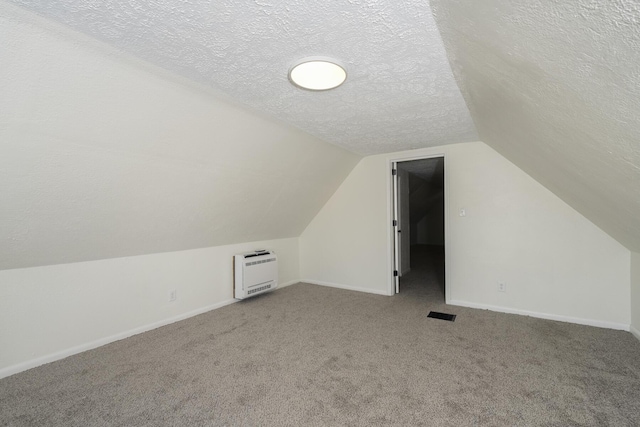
[289, 57, 347, 91]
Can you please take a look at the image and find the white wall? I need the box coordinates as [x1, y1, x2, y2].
[300, 141, 631, 329]
[0, 3, 359, 270]
[431, 0, 640, 253]
[632, 252, 640, 341]
[0, 238, 299, 378]
[300, 157, 390, 295]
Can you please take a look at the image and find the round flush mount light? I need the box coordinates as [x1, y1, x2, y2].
[289, 57, 347, 91]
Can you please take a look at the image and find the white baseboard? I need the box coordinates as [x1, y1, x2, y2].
[449, 299, 630, 331]
[0, 298, 237, 380]
[0, 279, 301, 380]
[631, 326, 640, 342]
[278, 279, 299, 288]
[303, 279, 389, 296]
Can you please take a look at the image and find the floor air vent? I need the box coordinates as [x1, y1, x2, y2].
[427, 311, 456, 322]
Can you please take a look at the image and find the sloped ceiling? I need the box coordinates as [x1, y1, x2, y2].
[6, 0, 477, 155]
[430, 0, 640, 251]
[0, 4, 359, 270]
[5, 0, 638, 271]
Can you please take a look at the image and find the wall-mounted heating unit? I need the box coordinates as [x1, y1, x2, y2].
[234, 250, 278, 299]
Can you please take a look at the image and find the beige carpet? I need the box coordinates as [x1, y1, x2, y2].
[2, 246, 640, 426]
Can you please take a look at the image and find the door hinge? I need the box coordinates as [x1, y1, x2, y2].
[393, 219, 397, 226]
[394, 270, 398, 277]
[392, 169, 397, 176]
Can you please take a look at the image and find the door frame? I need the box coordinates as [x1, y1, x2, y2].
[387, 153, 450, 303]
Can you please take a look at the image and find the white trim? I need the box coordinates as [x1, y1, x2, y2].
[278, 279, 299, 288]
[303, 279, 389, 296]
[0, 298, 237, 380]
[631, 326, 640, 342]
[449, 299, 630, 331]
[386, 161, 394, 295]
[387, 153, 449, 301]
[392, 161, 399, 294]
[0, 279, 301, 379]
[443, 155, 451, 305]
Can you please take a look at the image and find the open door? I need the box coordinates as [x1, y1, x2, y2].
[390, 155, 446, 299]
[392, 162, 400, 294]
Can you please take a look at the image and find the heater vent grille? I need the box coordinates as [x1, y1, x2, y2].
[234, 251, 278, 299]
[248, 284, 272, 295]
[246, 258, 276, 266]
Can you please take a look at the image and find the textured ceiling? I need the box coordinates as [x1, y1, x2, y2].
[7, 0, 478, 155]
[0, 4, 359, 270]
[431, 0, 640, 251]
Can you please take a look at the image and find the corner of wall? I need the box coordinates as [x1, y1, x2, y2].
[0, 237, 300, 379]
[299, 155, 390, 295]
[300, 141, 632, 330]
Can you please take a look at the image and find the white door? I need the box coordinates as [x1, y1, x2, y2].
[397, 172, 403, 278]
[392, 162, 400, 294]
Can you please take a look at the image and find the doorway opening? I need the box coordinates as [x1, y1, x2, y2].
[392, 156, 446, 303]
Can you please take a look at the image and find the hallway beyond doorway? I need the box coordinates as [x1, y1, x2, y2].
[399, 244, 445, 303]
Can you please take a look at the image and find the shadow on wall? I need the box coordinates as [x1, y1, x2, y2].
[404, 159, 445, 247]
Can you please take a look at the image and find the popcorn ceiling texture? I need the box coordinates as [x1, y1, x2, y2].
[8, 0, 478, 155]
[431, 0, 640, 251]
[0, 4, 360, 270]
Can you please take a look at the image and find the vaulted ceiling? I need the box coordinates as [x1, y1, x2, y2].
[0, 2, 360, 270]
[8, 0, 478, 155]
[430, 0, 640, 252]
[2, 0, 639, 271]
